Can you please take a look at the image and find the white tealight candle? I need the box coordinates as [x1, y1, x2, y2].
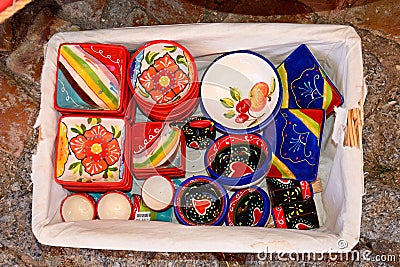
[61, 194, 96, 222]
[97, 192, 132, 220]
[141, 175, 175, 211]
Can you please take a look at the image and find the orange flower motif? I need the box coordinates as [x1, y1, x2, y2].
[70, 125, 121, 175]
[138, 53, 189, 104]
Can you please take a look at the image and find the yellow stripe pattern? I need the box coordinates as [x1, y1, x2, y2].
[271, 154, 296, 179]
[288, 109, 321, 141]
[277, 64, 289, 108]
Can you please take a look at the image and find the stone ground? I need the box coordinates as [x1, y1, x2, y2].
[0, 0, 399, 266]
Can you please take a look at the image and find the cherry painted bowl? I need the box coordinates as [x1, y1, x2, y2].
[205, 133, 272, 188]
[200, 50, 282, 134]
[173, 176, 228, 226]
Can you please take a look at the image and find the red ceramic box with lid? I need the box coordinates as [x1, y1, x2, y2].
[54, 43, 130, 116]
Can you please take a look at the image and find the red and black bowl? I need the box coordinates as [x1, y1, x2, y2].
[226, 186, 271, 227]
[173, 176, 228, 226]
[205, 133, 272, 189]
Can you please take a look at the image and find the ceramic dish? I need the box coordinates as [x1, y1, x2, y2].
[54, 115, 132, 192]
[277, 44, 343, 116]
[127, 122, 186, 179]
[266, 178, 313, 207]
[226, 186, 271, 227]
[141, 175, 175, 211]
[182, 116, 216, 150]
[128, 40, 199, 121]
[174, 176, 228, 226]
[96, 191, 133, 220]
[54, 43, 129, 115]
[205, 133, 272, 188]
[272, 199, 319, 230]
[60, 193, 96, 222]
[263, 108, 325, 182]
[200, 50, 282, 134]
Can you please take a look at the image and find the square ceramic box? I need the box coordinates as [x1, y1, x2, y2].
[33, 24, 365, 253]
[278, 44, 344, 116]
[54, 43, 130, 116]
[54, 115, 132, 192]
[128, 122, 186, 179]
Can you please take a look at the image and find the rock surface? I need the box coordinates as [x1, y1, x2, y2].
[0, 0, 399, 266]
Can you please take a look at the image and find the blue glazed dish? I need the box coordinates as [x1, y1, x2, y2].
[277, 44, 344, 116]
[200, 50, 282, 134]
[263, 108, 326, 182]
[226, 186, 271, 227]
[204, 133, 272, 188]
[173, 176, 228, 226]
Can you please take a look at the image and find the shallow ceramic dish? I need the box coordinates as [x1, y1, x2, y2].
[54, 43, 129, 115]
[128, 122, 186, 179]
[263, 108, 325, 182]
[278, 44, 343, 116]
[182, 116, 216, 150]
[205, 133, 272, 188]
[226, 186, 271, 227]
[200, 50, 282, 134]
[54, 115, 132, 192]
[174, 176, 228, 226]
[272, 199, 319, 230]
[266, 178, 313, 207]
[128, 40, 199, 121]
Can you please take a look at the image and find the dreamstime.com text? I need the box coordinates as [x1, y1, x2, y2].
[254, 247, 399, 263]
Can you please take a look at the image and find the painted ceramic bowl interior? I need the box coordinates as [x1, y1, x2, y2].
[226, 187, 271, 226]
[141, 175, 175, 211]
[200, 50, 282, 134]
[173, 176, 228, 226]
[96, 192, 133, 220]
[54, 115, 127, 189]
[55, 43, 128, 114]
[128, 40, 198, 108]
[205, 133, 272, 188]
[60, 193, 96, 222]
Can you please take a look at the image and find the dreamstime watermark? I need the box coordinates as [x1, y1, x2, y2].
[254, 239, 400, 263]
